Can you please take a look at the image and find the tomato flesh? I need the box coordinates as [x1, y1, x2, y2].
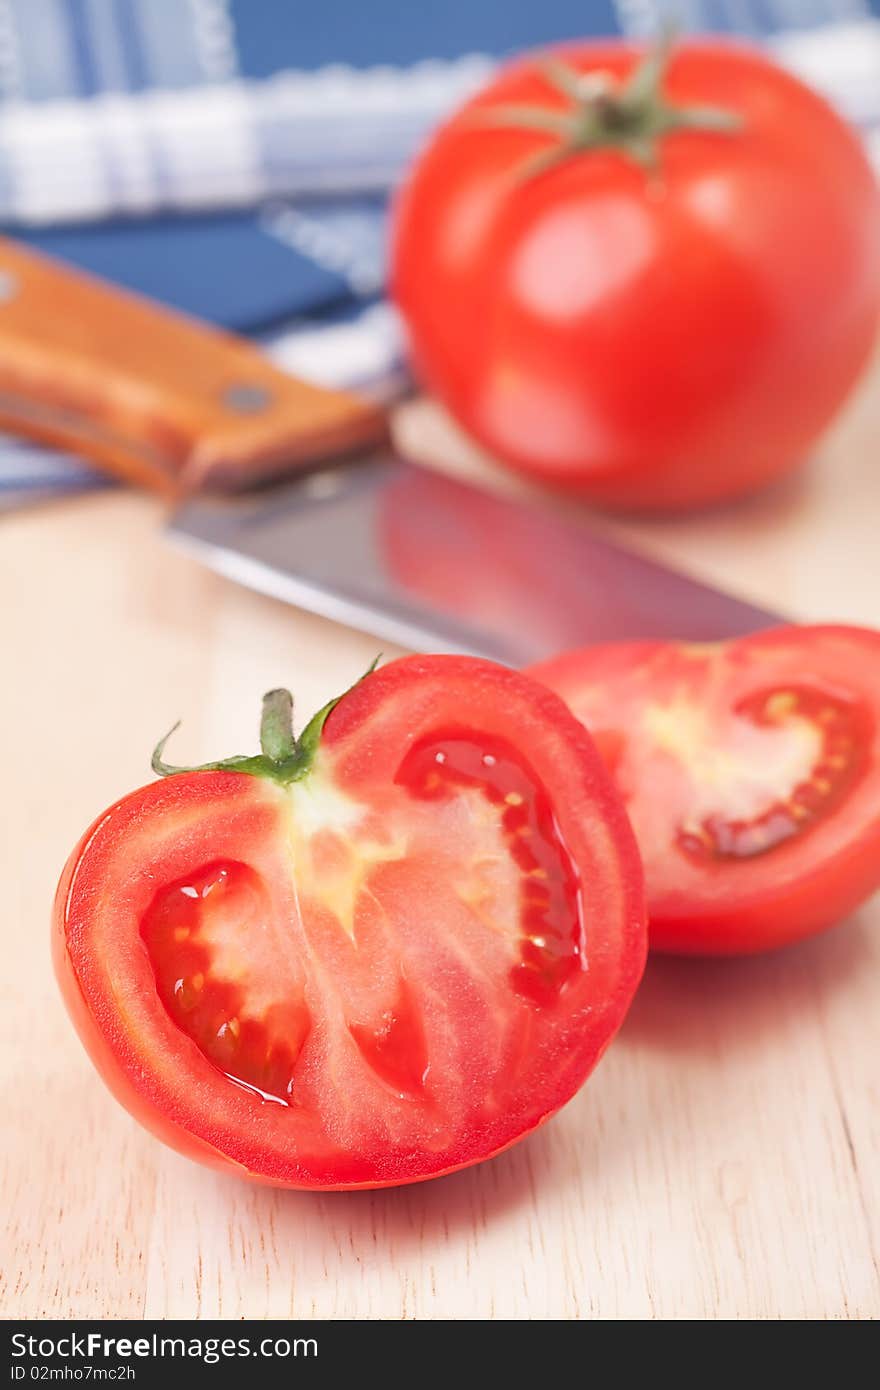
[397, 729, 585, 1005]
[55, 657, 645, 1188]
[530, 627, 880, 954]
[142, 731, 586, 1108]
[676, 685, 869, 863]
[142, 861, 312, 1106]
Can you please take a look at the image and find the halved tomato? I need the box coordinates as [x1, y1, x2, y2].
[530, 626, 880, 954]
[54, 656, 645, 1189]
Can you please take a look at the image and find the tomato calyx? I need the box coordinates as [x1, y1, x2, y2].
[481, 29, 742, 175]
[151, 661, 379, 787]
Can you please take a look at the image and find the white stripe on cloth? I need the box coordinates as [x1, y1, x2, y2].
[0, 22, 877, 225]
[0, 54, 490, 223]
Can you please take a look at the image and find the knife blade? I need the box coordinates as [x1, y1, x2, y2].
[169, 451, 777, 664]
[0, 236, 778, 655]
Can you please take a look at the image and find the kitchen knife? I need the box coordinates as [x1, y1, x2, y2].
[0, 236, 777, 659]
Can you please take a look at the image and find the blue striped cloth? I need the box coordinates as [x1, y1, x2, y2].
[2, 0, 879, 503]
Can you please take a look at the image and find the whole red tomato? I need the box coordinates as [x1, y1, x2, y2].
[392, 39, 880, 509]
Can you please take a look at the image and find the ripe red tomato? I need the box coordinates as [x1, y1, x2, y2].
[392, 40, 880, 509]
[530, 626, 880, 954]
[54, 656, 645, 1189]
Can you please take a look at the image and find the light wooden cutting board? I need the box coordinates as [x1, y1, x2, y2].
[2, 363, 879, 1319]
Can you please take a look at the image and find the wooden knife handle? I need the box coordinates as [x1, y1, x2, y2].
[0, 235, 389, 493]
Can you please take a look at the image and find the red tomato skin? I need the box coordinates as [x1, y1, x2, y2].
[54, 657, 646, 1189]
[53, 774, 261, 1182]
[530, 627, 880, 954]
[392, 42, 880, 510]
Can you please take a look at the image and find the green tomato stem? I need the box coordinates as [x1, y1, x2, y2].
[151, 658, 381, 788]
[259, 688, 296, 762]
[481, 26, 742, 178]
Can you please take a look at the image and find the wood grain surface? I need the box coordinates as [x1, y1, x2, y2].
[2, 376, 879, 1321]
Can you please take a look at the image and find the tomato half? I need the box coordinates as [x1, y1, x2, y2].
[530, 627, 880, 954]
[54, 656, 645, 1189]
[392, 40, 880, 509]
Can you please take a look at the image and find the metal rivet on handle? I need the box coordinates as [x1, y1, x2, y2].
[222, 383, 273, 413]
